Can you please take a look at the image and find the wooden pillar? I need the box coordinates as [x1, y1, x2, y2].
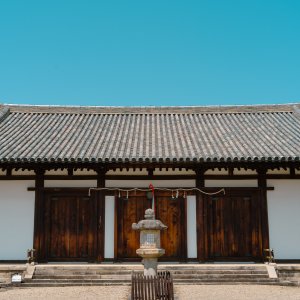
[96, 167, 106, 262]
[33, 168, 45, 261]
[195, 167, 206, 261]
[257, 167, 270, 258]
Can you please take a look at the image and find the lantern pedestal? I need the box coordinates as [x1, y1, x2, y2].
[136, 248, 165, 276]
[132, 208, 167, 276]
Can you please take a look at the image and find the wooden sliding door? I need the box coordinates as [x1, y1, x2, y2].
[197, 189, 265, 261]
[116, 190, 187, 261]
[35, 189, 104, 262]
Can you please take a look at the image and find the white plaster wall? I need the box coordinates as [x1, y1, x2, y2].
[154, 168, 195, 175]
[205, 180, 257, 187]
[187, 195, 197, 258]
[44, 180, 97, 187]
[12, 170, 35, 175]
[106, 168, 195, 175]
[267, 168, 289, 175]
[267, 180, 300, 259]
[73, 169, 97, 175]
[45, 170, 68, 175]
[105, 180, 196, 188]
[104, 196, 115, 259]
[234, 169, 257, 175]
[0, 181, 35, 260]
[205, 168, 228, 175]
[106, 169, 148, 175]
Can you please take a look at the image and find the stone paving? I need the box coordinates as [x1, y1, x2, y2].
[0, 284, 299, 300]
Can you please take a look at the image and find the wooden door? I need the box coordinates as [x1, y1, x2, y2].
[204, 190, 261, 260]
[155, 194, 186, 260]
[44, 190, 97, 261]
[116, 192, 152, 260]
[116, 191, 186, 261]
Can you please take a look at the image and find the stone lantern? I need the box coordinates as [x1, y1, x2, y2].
[132, 208, 167, 276]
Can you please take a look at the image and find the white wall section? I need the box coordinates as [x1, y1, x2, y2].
[104, 196, 115, 259]
[267, 180, 300, 259]
[0, 181, 35, 260]
[187, 195, 197, 258]
[44, 180, 97, 188]
[205, 180, 257, 187]
[106, 180, 196, 188]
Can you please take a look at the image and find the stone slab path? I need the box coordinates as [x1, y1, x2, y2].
[0, 284, 299, 300]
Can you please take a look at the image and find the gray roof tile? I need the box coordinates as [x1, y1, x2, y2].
[0, 104, 300, 163]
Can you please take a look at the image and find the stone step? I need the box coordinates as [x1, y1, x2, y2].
[32, 274, 268, 281]
[33, 274, 132, 279]
[27, 278, 131, 283]
[34, 270, 135, 276]
[22, 264, 281, 287]
[172, 274, 269, 279]
[34, 265, 265, 271]
[173, 278, 279, 283]
[33, 271, 268, 279]
[162, 266, 267, 271]
[20, 279, 281, 288]
[170, 270, 267, 275]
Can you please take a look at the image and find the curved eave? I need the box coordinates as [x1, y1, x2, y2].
[0, 156, 299, 164]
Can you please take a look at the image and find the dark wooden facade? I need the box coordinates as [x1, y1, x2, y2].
[196, 188, 267, 261]
[1, 161, 297, 263]
[34, 188, 105, 262]
[115, 191, 187, 261]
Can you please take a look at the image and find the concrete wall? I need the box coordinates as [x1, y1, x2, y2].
[0, 181, 35, 260]
[267, 180, 300, 259]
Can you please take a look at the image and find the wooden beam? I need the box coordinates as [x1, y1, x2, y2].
[195, 167, 205, 187]
[33, 168, 45, 262]
[3, 172, 300, 181]
[96, 168, 106, 262]
[195, 167, 206, 262]
[257, 168, 270, 257]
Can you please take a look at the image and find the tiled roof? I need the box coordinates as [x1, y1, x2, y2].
[0, 104, 300, 164]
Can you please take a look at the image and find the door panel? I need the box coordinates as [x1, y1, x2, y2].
[116, 191, 186, 261]
[117, 193, 151, 260]
[205, 190, 261, 260]
[155, 195, 185, 260]
[43, 190, 98, 262]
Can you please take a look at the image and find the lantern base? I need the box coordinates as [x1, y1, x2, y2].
[142, 258, 158, 276]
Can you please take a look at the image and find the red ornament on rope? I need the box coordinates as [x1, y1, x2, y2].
[149, 183, 155, 215]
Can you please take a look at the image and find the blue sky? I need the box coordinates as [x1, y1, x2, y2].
[0, 0, 299, 106]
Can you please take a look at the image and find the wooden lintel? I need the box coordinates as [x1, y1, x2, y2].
[27, 186, 275, 192]
[290, 167, 296, 177]
[2, 174, 300, 181]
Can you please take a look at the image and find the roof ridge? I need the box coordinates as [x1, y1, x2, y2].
[292, 104, 300, 121]
[4, 103, 300, 114]
[0, 106, 10, 122]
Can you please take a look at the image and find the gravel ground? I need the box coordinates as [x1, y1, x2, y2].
[0, 286, 130, 300]
[0, 285, 299, 300]
[175, 285, 300, 300]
